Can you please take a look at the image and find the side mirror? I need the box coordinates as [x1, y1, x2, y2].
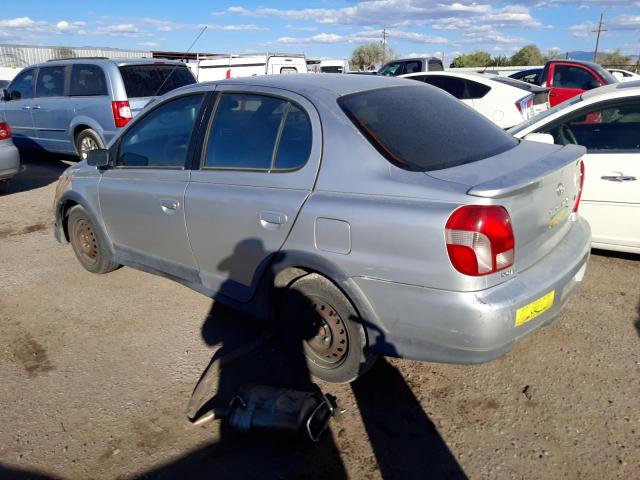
[523, 132, 555, 145]
[86, 149, 110, 169]
[1, 89, 9, 101]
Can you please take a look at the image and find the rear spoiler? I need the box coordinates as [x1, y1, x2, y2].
[467, 144, 585, 198]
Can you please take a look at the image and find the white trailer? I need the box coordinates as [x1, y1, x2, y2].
[196, 53, 307, 81]
[319, 60, 350, 74]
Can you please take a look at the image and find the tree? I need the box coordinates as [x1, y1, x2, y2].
[509, 45, 546, 66]
[449, 50, 493, 68]
[596, 49, 631, 66]
[350, 42, 397, 71]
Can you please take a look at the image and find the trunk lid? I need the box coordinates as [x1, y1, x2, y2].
[427, 141, 585, 272]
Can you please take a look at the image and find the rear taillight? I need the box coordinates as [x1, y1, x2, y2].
[445, 205, 515, 276]
[0, 122, 11, 140]
[573, 160, 585, 213]
[111, 101, 132, 128]
[516, 95, 534, 119]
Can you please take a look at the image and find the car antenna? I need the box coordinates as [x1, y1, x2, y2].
[152, 25, 207, 98]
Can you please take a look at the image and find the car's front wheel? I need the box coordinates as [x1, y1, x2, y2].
[280, 273, 376, 383]
[68, 205, 119, 274]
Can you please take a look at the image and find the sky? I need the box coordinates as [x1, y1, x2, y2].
[0, 0, 638, 61]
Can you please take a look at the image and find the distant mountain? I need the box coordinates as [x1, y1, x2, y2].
[557, 51, 638, 63]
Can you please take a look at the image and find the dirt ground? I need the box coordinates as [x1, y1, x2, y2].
[0, 152, 639, 480]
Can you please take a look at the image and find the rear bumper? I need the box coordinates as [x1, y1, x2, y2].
[0, 143, 20, 180]
[355, 216, 591, 364]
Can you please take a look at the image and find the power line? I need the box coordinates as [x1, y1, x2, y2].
[381, 28, 388, 63]
[592, 13, 607, 62]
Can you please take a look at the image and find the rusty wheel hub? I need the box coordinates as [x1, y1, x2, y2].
[305, 298, 348, 365]
[73, 219, 98, 265]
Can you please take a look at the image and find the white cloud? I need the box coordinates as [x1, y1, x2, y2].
[96, 23, 151, 37]
[200, 23, 267, 31]
[277, 28, 448, 45]
[138, 41, 159, 47]
[569, 14, 640, 38]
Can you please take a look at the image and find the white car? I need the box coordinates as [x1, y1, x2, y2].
[608, 69, 640, 83]
[401, 71, 547, 128]
[509, 81, 640, 254]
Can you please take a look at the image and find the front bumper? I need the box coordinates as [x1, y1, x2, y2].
[355, 216, 591, 364]
[0, 143, 20, 180]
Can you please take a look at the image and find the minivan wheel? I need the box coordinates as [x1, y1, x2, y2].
[75, 129, 104, 160]
[68, 205, 119, 274]
[280, 273, 376, 383]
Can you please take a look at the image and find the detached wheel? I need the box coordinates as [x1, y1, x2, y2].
[68, 205, 119, 274]
[280, 273, 376, 383]
[75, 128, 104, 160]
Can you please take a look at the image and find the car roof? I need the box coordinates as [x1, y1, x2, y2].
[37, 58, 188, 68]
[582, 79, 640, 99]
[402, 70, 494, 83]
[190, 73, 417, 99]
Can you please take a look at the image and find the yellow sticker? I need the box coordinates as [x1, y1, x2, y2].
[515, 290, 555, 327]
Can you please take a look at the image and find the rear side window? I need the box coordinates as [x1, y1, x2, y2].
[70, 64, 107, 96]
[35, 66, 66, 97]
[338, 86, 518, 171]
[204, 93, 311, 171]
[422, 76, 466, 99]
[118, 65, 196, 98]
[404, 61, 422, 74]
[428, 59, 444, 71]
[466, 80, 490, 99]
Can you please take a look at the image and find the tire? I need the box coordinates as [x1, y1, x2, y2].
[280, 273, 376, 383]
[67, 205, 119, 274]
[75, 128, 104, 160]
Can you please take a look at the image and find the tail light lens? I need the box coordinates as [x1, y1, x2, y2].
[516, 95, 534, 119]
[111, 101, 132, 128]
[445, 205, 515, 276]
[573, 160, 585, 213]
[0, 122, 11, 140]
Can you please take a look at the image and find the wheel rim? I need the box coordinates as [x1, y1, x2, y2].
[303, 297, 349, 367]
[72, 218, 98, 265]
[79, 136, 98, 160]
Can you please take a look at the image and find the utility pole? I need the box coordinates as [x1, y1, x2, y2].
[381, 28, 388, 64]
[592, 13, 607, 62]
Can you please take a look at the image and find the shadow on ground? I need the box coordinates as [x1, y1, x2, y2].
[1, 150, 75, 195]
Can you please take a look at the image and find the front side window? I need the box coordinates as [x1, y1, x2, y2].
[35, 66, 66, 98]
[70, 64, 108, 96]
[204, 93, 312, 171]
[7, 69, 35, 100]
[339, 86, 518, 171]
[553, 65, 597, 90]
[539, 99, 640, 152]
[118, 94, 203, 168]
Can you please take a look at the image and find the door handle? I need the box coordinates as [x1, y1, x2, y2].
[160, 199, 179, 214]
[21, 105, 31, 110]
[601, 175, 636, 182]
[258, 211, 287, 229]
[31, 105, 41, 110]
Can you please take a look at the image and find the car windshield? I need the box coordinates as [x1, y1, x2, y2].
[119, 64, 196, 98]
[508, 94, 585, 135]
[339, 85, 518, 171]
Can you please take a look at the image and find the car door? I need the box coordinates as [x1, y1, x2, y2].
[98, 92, 207, 282]
[31, 64, 71, 152]
[548, 64, 599, 107]
[1, 68, 36, 148]
[539, 97, 640, 250]
[185, 86, 320, 302]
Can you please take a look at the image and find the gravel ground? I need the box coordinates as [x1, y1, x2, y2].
[0, 153, 638, 480]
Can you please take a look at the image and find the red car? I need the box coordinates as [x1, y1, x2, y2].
[538, 60, 618, 107]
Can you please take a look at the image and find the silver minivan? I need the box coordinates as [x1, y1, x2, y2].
[0, 58, 196, 158]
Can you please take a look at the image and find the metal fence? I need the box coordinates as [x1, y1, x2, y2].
[0, 44, 150, 69]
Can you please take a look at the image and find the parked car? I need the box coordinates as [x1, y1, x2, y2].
[509, 80, 640, 254]
[0, 58, 196, 159]
[483, 74, 550, 115]
[378, 57, 444, 76]
[0, 121, 20, 184]
[509, 68, 543, 85]
[608, 68, 640, 83]
[197, 54, 307, 81]
[536, 60, 617, 107]
[53, 75, 590, 383]
[401, 71, 538, 128]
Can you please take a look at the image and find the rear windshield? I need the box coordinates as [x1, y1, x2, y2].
[119, 65, 196, 98]
[338, 85, 518, 171]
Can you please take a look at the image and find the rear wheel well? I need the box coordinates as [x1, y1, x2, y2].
[73, 125, 91, 140]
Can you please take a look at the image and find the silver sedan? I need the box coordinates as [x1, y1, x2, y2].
[0, 121, 20, 182]
[53, 74, 591, 383]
